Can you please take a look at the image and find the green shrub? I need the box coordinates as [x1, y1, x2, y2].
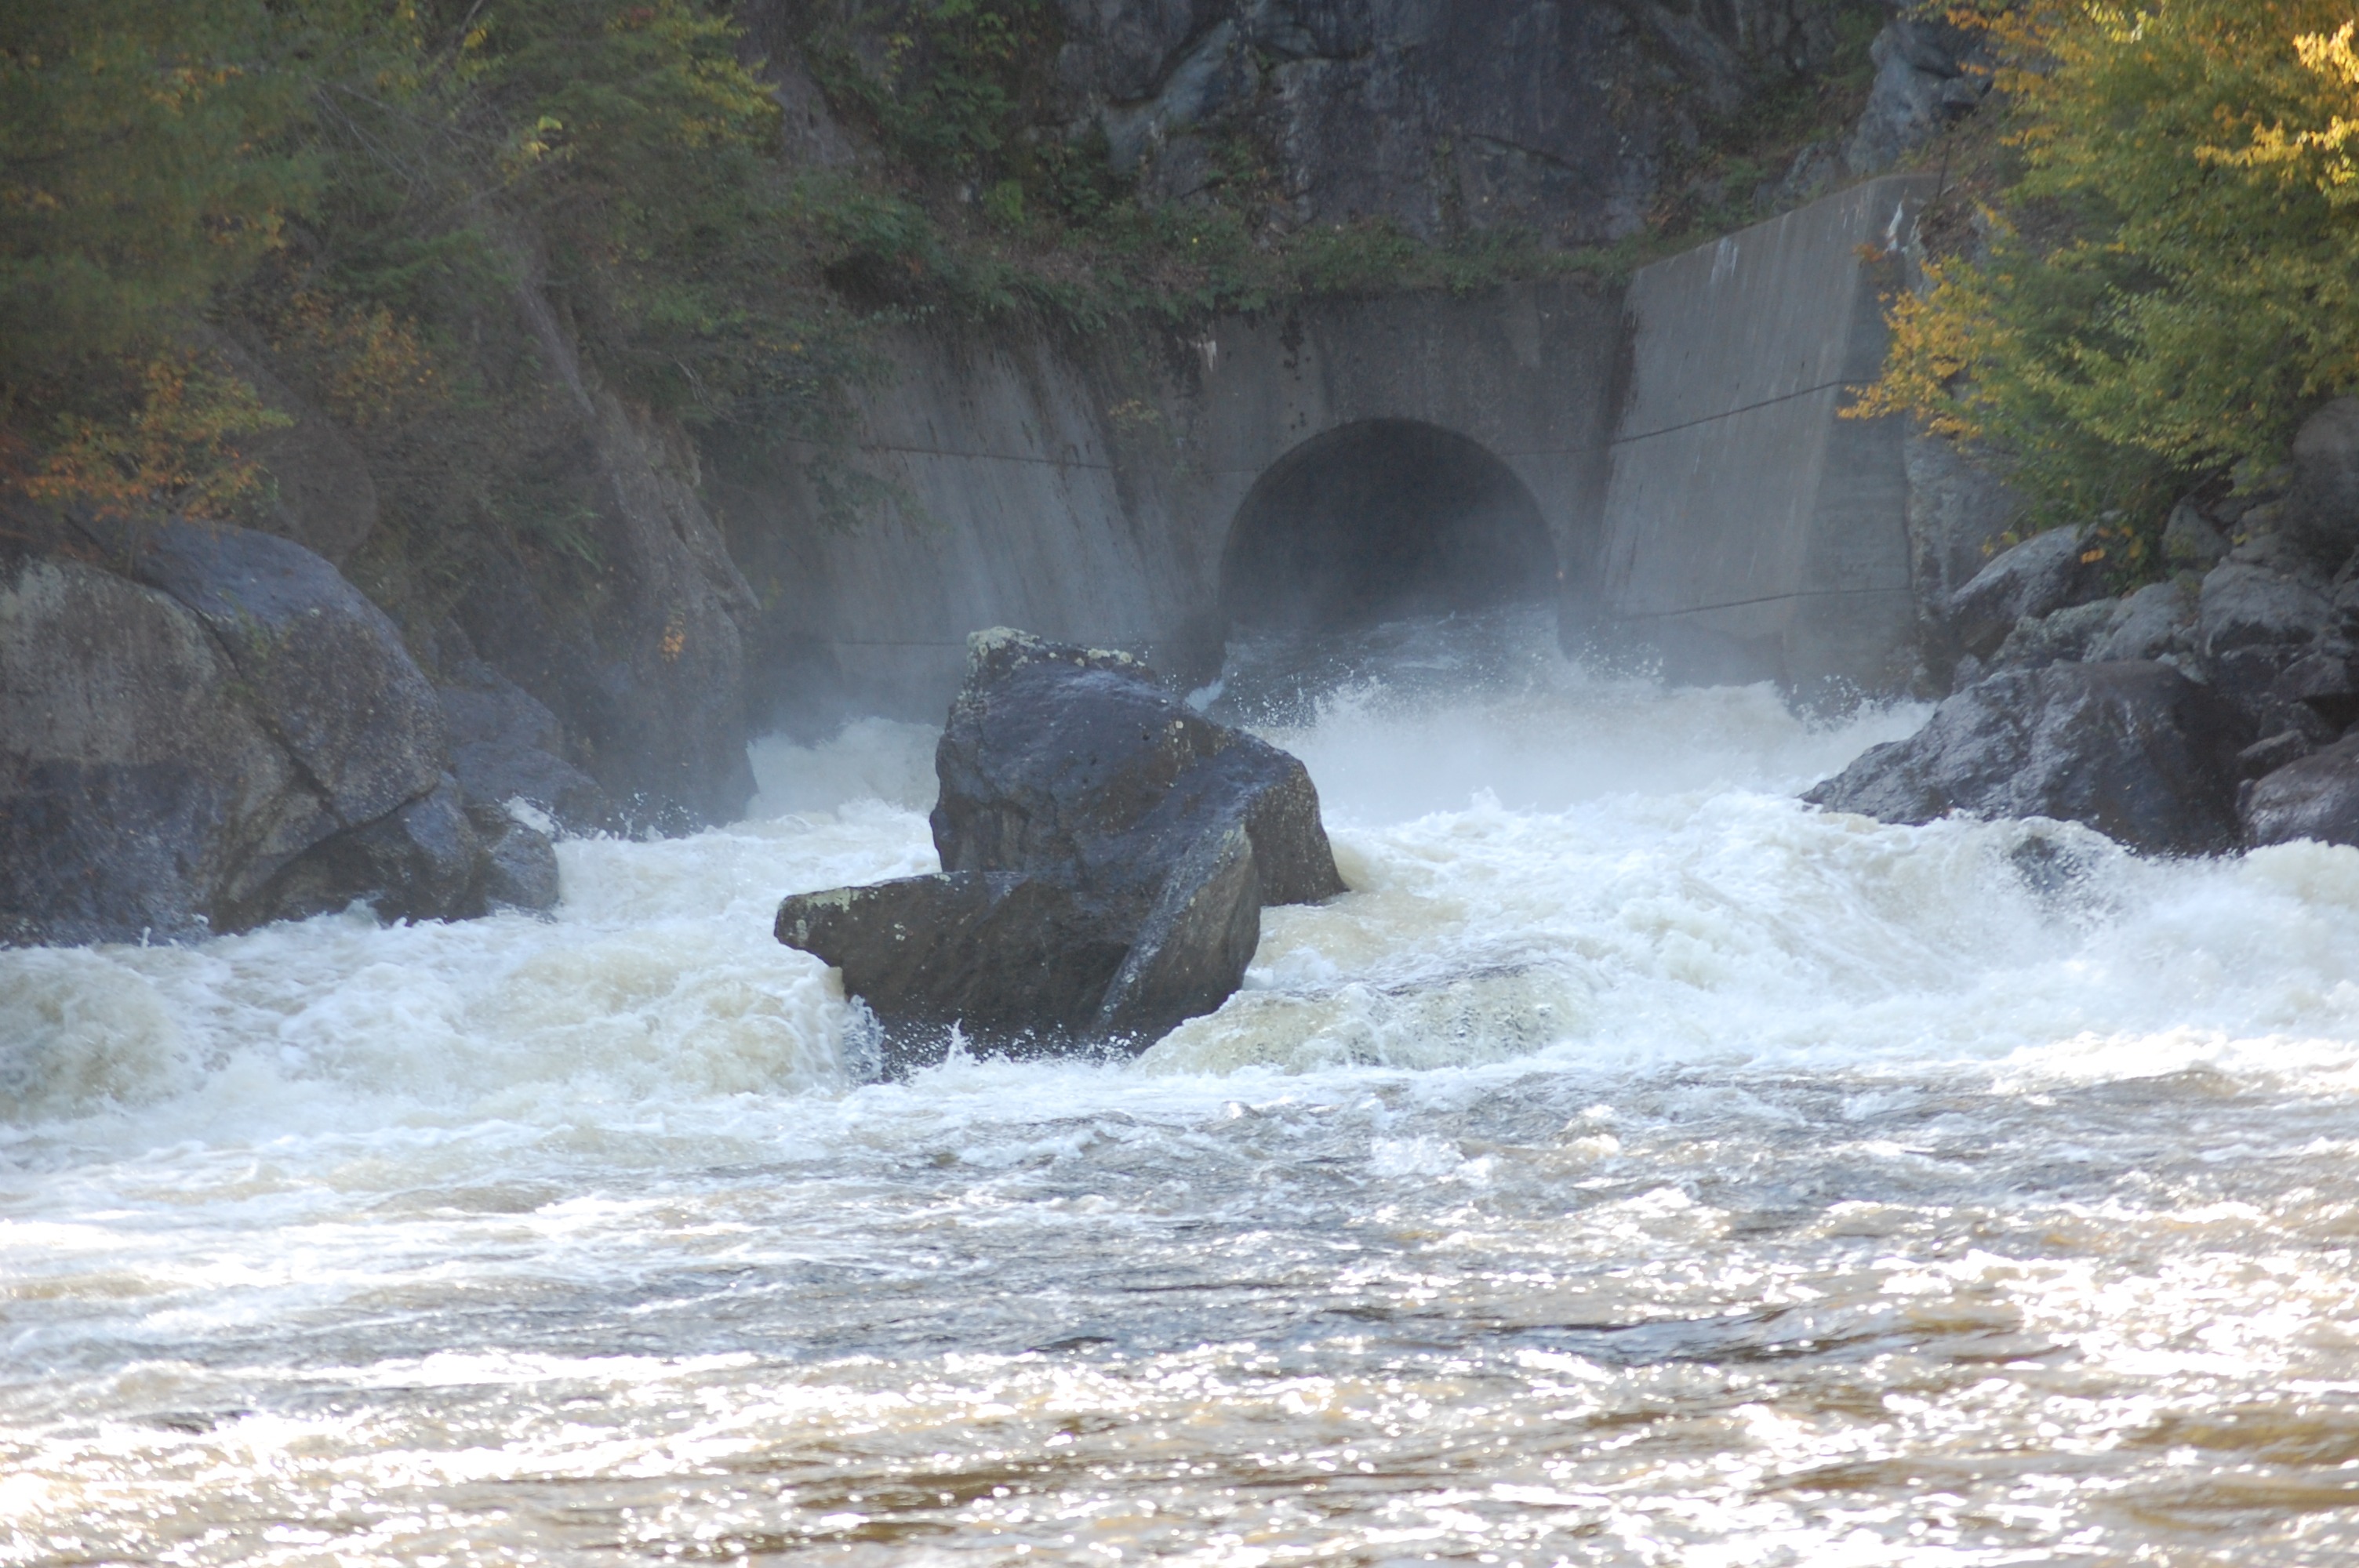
[1859, 0, 2359, 557]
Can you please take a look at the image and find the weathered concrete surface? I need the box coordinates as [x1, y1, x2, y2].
[728, 280, 1623, 719]
[736, 176, 1940, 720]
[1594, 174, 1935, 693]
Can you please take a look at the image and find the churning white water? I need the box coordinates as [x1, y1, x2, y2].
[12, 608, 2359, 1565]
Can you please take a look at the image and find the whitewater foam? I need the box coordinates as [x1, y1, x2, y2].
[12, 609, 2359, 1564]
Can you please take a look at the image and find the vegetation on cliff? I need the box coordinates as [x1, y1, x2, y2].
[2, 0, 1904, 602]
[1861, 0, 2359, 563]
[1, 0, 879, 570]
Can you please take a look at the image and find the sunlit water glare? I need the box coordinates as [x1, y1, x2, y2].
[9, 608, 2359, 1566]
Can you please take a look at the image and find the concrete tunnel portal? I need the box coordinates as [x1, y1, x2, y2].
[1218, 419, 1559, 635]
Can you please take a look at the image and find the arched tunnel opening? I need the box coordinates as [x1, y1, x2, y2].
[1219, 419, 1558, 636]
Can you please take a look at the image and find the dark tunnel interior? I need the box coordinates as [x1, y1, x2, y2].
[1219, 419, 1559, 635]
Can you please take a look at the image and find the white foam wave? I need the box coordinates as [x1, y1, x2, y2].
[8, 637, 2359, 1153]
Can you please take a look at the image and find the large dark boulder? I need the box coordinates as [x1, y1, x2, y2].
[777, 873, 1135, 1044]
[239, 775, 485, 927]
[777, 630, 1344, 1061]
[2191, 542, 2352, 738]
[2, 516, 551, 945]
[2283, 397, 2359, 568]
[2244, 733, 2359, 848]
[932, 629, 1347, 913]
[95, 515, 448, 832]
[2199, 557, 2335, 658]
[1946, 525, 2111, 660]
[1805, 660, 2250, 855]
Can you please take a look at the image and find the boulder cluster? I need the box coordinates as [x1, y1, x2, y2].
[776, 630, 1346, 1064]
[1812, 398, 2359, 854]
[1, 510, 618, 945]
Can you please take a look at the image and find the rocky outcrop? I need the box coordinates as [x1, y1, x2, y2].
[988, 0, 1865, 245]
[1860, 402, 2359, 854]
[1845, 15, 1990, 176]
[1805, 660, 2249, 855]
[2087, 580, 2197, 663]
[2244, 733, 2359, 848]
[777, 630, 1344, 1061]
[1, 515, 558, 946]
[1945, 524, 2111, 662]
[453, 289, 760, 830]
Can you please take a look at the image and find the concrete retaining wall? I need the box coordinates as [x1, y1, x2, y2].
[1593, 175, 1935, 692]
[730, 174, 1936, 722]
[727, 283, 1623, 720]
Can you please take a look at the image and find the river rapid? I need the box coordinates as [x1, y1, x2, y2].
[10, 610, 2359, 1566]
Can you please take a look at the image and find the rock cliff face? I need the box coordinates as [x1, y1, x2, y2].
[1056, 0, 1870, 242]
[442, 291, 761, 829]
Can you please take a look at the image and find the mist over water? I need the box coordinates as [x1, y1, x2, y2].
[12, 607, 2359, 1563]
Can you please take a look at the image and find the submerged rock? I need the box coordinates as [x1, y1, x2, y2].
[1805, 660, 2249, 855]
[777, 630, 1344, 1062]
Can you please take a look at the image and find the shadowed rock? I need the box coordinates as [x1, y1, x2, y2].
[778, 873, 1135, 1043]
[436, 652, 616, 834]
[1946, 525, 2110, 661]
[777, 630, 1344, 1062]
[2244, 733, 2359, 848]
[1805, 660, 2249, 855]
[2, 515, 555, 945]
[932, 629, 1347, 911]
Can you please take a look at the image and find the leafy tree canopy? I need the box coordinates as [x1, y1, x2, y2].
[1859, 0, 2359, 550]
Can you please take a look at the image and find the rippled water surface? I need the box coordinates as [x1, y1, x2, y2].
[11, 611, 2359, 1565]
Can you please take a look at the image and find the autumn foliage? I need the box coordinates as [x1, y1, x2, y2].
[1857, 0, 2359, 541]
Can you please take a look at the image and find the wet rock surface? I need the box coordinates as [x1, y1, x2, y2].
[1869, 397, 2359, 853]
[932, 630, 1347, 911]
[1946, 525, 2112, 661]
[778, 630, 1343, 1063]
[776, 873, 1136, 1045]
[2244, 732, 2359, 848]
[1806, 661, 2249, 855]
[2, 515, 558, 945]
[435, 644, 616, 834]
